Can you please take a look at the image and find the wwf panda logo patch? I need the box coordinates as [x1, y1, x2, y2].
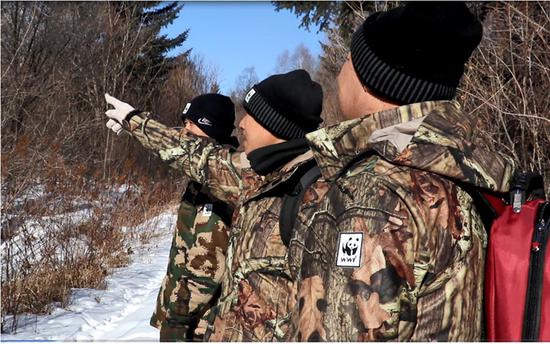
[336, 232, 363, 268]
[342, 237, 360, 256]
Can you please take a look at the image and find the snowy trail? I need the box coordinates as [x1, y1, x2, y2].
[2, 213, 177, 341]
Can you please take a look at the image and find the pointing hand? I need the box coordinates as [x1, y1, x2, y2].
[104, 93, 135, 135]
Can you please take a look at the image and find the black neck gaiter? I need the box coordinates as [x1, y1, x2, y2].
[247, 138, 310, 176]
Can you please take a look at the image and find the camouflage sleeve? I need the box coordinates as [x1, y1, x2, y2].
[123, 112, 243, 206]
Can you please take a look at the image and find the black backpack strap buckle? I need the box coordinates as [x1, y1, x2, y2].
[510, 171, 546, 213]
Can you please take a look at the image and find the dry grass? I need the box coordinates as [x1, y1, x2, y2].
[1, 1, 198, 334]
[1, 147, 180, 333]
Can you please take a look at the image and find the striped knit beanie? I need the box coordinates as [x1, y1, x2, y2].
[350, 2, 482, 104]
[243, 69, 323, 140]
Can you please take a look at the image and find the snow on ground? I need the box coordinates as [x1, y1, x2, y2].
[2, 183, 140, 277]
[2, 212, 176, 341]
[1, 207, 95, 278]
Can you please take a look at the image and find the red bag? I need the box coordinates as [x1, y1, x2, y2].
[484, 173, 550, 341]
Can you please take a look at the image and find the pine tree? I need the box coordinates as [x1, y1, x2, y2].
[111, 2, 189, 106]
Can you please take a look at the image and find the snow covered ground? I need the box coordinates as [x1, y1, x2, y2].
[2, 212, 176, 341]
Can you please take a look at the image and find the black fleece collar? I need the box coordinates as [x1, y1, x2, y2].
[247, 138, 310, 176]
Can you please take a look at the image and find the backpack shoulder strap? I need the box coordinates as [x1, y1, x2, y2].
[457, 182, 503, 232]
[279, 161, 321, 247]
[458, 171, 546, 233]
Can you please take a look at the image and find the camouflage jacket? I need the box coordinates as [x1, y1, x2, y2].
[150, 180, 232, 341]
[124, 114, 320, 341]
[285, 100, 516, 341]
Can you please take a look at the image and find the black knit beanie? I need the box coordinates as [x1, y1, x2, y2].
[242, 69, 323, 140]
[181, 93, 238, 147]
[350, 2, 483, 104]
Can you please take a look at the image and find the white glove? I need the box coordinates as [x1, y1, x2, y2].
[104, 93, 135, 135]
[106, 119, 123, 135]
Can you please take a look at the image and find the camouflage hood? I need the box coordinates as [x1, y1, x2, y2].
[306, 100, 516, 192]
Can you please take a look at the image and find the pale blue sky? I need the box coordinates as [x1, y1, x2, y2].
[161, 2, 325, 94]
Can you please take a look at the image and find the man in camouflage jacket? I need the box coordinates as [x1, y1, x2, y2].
[146, 94, 238, 341]
[152, 180, 232, 341]
[105, 70, 325, 341]
[285, 3, 516, 341]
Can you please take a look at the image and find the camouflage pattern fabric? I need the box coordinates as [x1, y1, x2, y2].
[125, 114, 243, 208]
[121, 100, 514, 341]
[149, 182, 232, 341]
[205, 153, 314, 342]
[124, 114, 309, 341]
[119, 121, 236, 341]
[284, 100, 516, 341]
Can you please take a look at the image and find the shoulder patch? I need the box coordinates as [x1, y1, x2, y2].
[202, 203, 213, 217]
[336, 232, 363, 268]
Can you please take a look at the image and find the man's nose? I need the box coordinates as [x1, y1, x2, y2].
[184, 120, 191, 130]
[238, 116, 246, 129]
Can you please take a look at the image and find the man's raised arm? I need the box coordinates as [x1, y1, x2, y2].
[104, 93, 243, 206]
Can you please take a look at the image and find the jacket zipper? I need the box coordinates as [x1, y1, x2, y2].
[522, 202, 550, 341]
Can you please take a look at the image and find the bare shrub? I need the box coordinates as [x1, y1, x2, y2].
[276, 1, 549, 192]
[1, 2, 203, 332]
[1, 146, 180, 332]
[153, 54, 221, 128]
[459, 2, 550, 195]
[229, 66, 259, 146]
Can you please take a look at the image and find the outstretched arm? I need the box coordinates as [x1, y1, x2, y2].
[104, 94, 244, 206]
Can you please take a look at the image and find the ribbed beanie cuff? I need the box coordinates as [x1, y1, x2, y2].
[350, 26, 456, 104]
[243, 87, 306, 140]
